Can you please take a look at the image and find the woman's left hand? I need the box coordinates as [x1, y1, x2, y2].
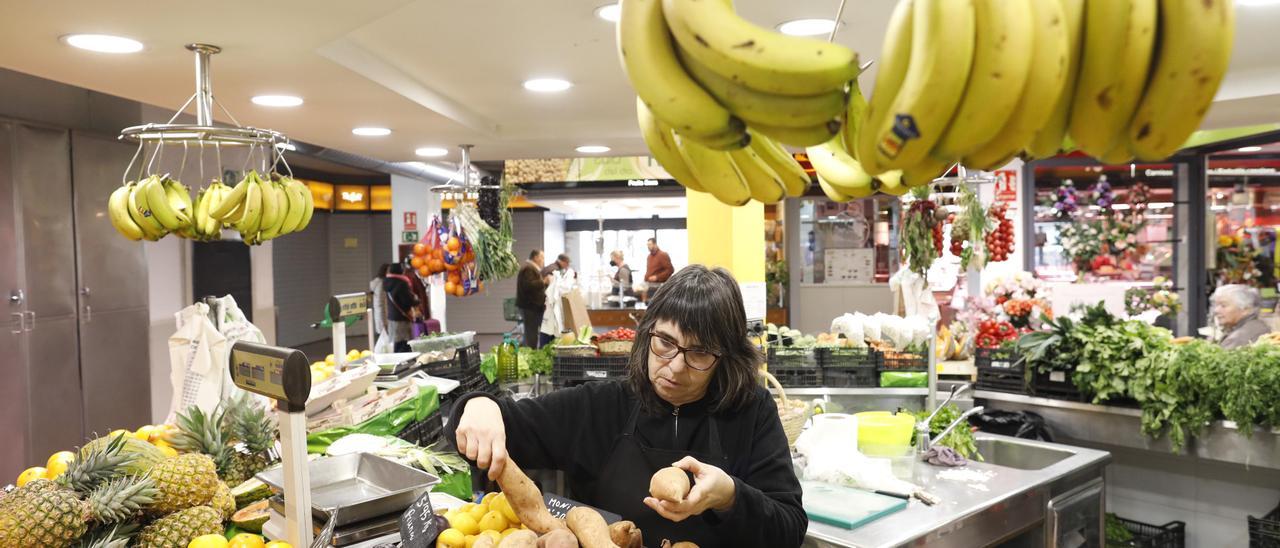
[643, 456, 736, 522]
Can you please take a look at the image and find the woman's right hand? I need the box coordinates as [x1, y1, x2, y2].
[455, 397, 508, 480]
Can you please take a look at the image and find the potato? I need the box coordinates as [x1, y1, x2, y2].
[649, 467, 692, 503]
[608, 520, 643, 548]
[497, 530, 538, 548]
[566, 507, 620, 548]
[473, 535, 499, 548]
[497, 459, 568, 534]
[536, 528, 579, 548]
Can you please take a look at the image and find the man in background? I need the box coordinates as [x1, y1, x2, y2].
[517, 250, 547, 348]
[643, 238, 674, 301]
[542, 253, 572, 279]
[610, 250, 635, 304]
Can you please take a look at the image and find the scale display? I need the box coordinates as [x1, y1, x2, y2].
[329, 292, 370, 320]
[229, 340, 311, 412]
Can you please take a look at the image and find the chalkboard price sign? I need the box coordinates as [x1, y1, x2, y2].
[542, 493, 622, 524]
[398, 491, 441, 548]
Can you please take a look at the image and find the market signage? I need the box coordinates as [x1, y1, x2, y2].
[370, 185, 392, 211]
[335, 184, 371, 211]
[1144, 168, 1279, 177]
[398, 491, 440, 548]
[504, 156, 674, 184]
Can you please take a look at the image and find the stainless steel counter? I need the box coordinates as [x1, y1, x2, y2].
[804, 433, 1112, 548]
[976, 390, 1280, 471]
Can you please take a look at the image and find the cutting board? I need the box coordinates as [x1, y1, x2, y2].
[801, 481, 908, 530]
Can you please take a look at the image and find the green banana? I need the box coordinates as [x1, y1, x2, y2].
[108, 184, 144, 241]
[675, 134, 751, 206]
[676, 47, 847, 128]
[754, 120, 841, 148]
[727, 147, 786, 204]
[1126, 0, 1234, 161]
[748, 129, 810, 197]
[1027, 0, 1085, 159]
[1068, 0, 1156, 158]
[661, 0, 859, 96]
[617, 0, 743, 140]
[637, 97, 705, 192]
[857, 0, 915, 175]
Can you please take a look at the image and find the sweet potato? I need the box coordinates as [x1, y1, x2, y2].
[497, 459, 568, 534]
[649, 467, 692, 503]
[608, 520, 643, 548]
[498, 530, 538, 548]
[566, 507, 620, 548]
[536, 528, 579, 548]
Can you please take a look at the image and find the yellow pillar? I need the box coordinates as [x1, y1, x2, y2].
[686, 190, 765, 283]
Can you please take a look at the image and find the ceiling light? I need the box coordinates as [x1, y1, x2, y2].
[1238, 0, 1280, 6]
[415, 147, 448, 157]
[274, 142, 297, 151]
[61, 34, 143, 54]
[595, 3, 621, 22]
[1238, 146, 1263, 152]
[352, 127, 391, 136]
[576, 145, 611, 153]
[523, 78, 572, 93]
[776, 19, 838, 37]
[251, 95, 303, 107]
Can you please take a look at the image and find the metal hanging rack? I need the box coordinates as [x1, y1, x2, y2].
[430, 144, 502, 202]
[118, 44, 291, 182]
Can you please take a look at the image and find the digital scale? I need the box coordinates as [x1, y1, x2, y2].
[229, 340, 314, 547]
[328, 292, 372, 368]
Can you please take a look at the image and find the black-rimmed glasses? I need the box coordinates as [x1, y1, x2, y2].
[649, 331, 719, 371]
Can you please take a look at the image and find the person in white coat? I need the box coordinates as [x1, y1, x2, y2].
[540, 254, 576, 343]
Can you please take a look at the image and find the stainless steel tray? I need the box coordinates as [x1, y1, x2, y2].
[256, 453, 439, 526]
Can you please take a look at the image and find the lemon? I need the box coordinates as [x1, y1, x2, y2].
[463, 535, 477, 548]
[436, 528, 466, 548]
[347, 349, 361, 359]
[449, 512, 481, 536]
[227, 534, 266, 548]
[153, 439, 179, 457]
[134, 425, 158, 441]
[325, 354, 336, 365]
[458, 503, 476, 514]
[188, 534, 230, 548]
[477, 510, 508, 532]
[480, 492, 499, 508]
[45, 451, 75, 478]
[360, 350, 372, 357]
[264, 542, 292, 548]
[311, 370, 329, 384]
[16, 467, 47, 487]
[468, 503, 488, 521]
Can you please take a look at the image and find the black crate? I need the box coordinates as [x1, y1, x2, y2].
[1249, 500, 1280, 547]
[1108, 517, 1186, 548]
[553, 354, 629, 385]
[1031, 368, 1088, 402]
[396, 410, 445, 447]
[817, 346, 877, 368]
[767, 346, 818, 368]
[875, 349, 928, 372]
[769, 365, 824, 388]
[975, 347, 1027, 394]
[422, 342, 481, 380]
[823, 365, 877, 387]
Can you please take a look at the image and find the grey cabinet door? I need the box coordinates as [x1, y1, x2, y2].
[78, 307, 150, 437]
[0, 124, 21, 321]
[71, 132, 148, 313]
[0, 318, 30, 481]
[26, 315, 85, 461]
[14, 124, 76, 320]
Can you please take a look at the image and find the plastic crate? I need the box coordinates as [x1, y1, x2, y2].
[1108, 517, 1186, 548]
[396, 410, 444, 447]
[823, 365, 877, 387]
[552, 354, 629, 385]
[875, 349, 928, 372]
[1031, 368, 1088, 402]
[1249, 500, 1280, 547]
[767, 346, 818, 368]
[408, 331, 476, 353]
[975, 347, 1027, 394]
[769, 365, 824, 388]
[817, 346, 877, 368]
[422, 343, 481, 381]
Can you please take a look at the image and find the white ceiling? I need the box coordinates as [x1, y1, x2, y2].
[1, 1, 1277, 164]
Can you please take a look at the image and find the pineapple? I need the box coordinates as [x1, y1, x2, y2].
[169, 406, 233, 479]
[149, 454, 220, 514]
[210, 482, 235, 520]
[60, 434, 137, 493]
[0, 476, 156, 548]
[135, 506, 223, 548]
[77, 435, 165, 477]
[223, 397, 278, 485]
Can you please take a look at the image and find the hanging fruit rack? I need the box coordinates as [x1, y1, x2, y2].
[109, 44, 315, 245]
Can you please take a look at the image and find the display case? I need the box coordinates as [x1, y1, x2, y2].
[796, 196, 901, 285]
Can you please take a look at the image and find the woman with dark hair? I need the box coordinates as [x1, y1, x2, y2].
[447, 265, 806, 547]
[383, 263, 419, 352]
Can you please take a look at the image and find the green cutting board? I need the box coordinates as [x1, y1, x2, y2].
[801, 481, 908, 529]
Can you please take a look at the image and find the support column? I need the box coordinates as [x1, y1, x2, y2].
[686, 191, 765, 283]
[1175, 156, 1208, 337]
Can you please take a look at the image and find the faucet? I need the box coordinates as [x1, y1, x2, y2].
[921, 406, 985, 452]
[916, 383, 978, 452]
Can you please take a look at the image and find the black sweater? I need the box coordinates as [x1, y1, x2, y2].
[445, 381, 808, 548]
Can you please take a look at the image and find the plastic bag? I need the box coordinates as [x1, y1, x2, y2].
[880, 371, 927, 388]
[307, 385, 439, 454]
[970, 410, 1054, 442]
[375, 331, 394, 354]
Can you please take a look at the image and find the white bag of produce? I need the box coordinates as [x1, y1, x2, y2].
[890, 267, 941, 320]
[829, 314, 866, 348]
[374, 331, 394, 354]
[861, 313, 882, 342]
[876, 313, 906, 349]
[167, 302, 229, 421]
[907, 316, 933, 347]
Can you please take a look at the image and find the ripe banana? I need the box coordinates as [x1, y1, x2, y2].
[108, 184, 144, 241]
[294, 178, 315, 232]
[857, 0, 914, 175]
[755, 120, 841, 148]
[617, 0, 744, 141]
[728, 147, 787, 204]
[963, 0, 1070, 170]
[1098, 142, 1133, 165]
[258, 181, 288, 240]
[129, 177, 166, 240]
[748, 129, 810, 197]
[203, 183, 226, 237]
[1068, 0, 1156, 158]
[863, 0, 975, 171]
[902, 156, 952, 188]
[806, 137, 874, 198]
[233, 176, 263, 237]
[692, 127, 751, 151]
[677, 47, 848, 128]
[675, 134, 751, 206]
[637, 96, 705, 192]
[190, 189, 209, 241]
[816, 175, 857, 203]
[210, 176, 250, 220]
[279, 178, 307, 235]
[1027, 0, 1085, 159]
[144, 175, 187, 232]
[875, 170, 909, 196]
[661, 0, 859, 97]
[932, 0, 1034, 159]
[1127, 0, 1234, 161]
[256, 173, 280, 232]
[842, 79, 868, 159]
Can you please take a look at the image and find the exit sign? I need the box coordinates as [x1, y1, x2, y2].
[402, 231, 419, 243]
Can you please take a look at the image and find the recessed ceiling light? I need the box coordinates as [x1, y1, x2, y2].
[415, 147, 448, 158]
[251, 95, 303, 107]
[61, 34, 143, 54]
[776, 19, 838, 37]
[523, 78, 573, 93]
[576, 145, 611, 153]
[352, 127, 391, 136]
[595, 3, 621, 22]
[1238, 146, 1263, 152]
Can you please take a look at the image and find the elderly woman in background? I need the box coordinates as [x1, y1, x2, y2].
[1211, 284, 1273, 349]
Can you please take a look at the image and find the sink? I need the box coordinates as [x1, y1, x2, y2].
[973, 436, 1074, 470]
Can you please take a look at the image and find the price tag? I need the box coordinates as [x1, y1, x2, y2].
[329, 292, 370, 320]
[398, 491, 440, 548]
[228, 341, 311, 412]
[542, 493, 622, 524]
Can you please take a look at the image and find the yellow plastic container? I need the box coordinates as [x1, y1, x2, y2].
[854, 411, 915, 457]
